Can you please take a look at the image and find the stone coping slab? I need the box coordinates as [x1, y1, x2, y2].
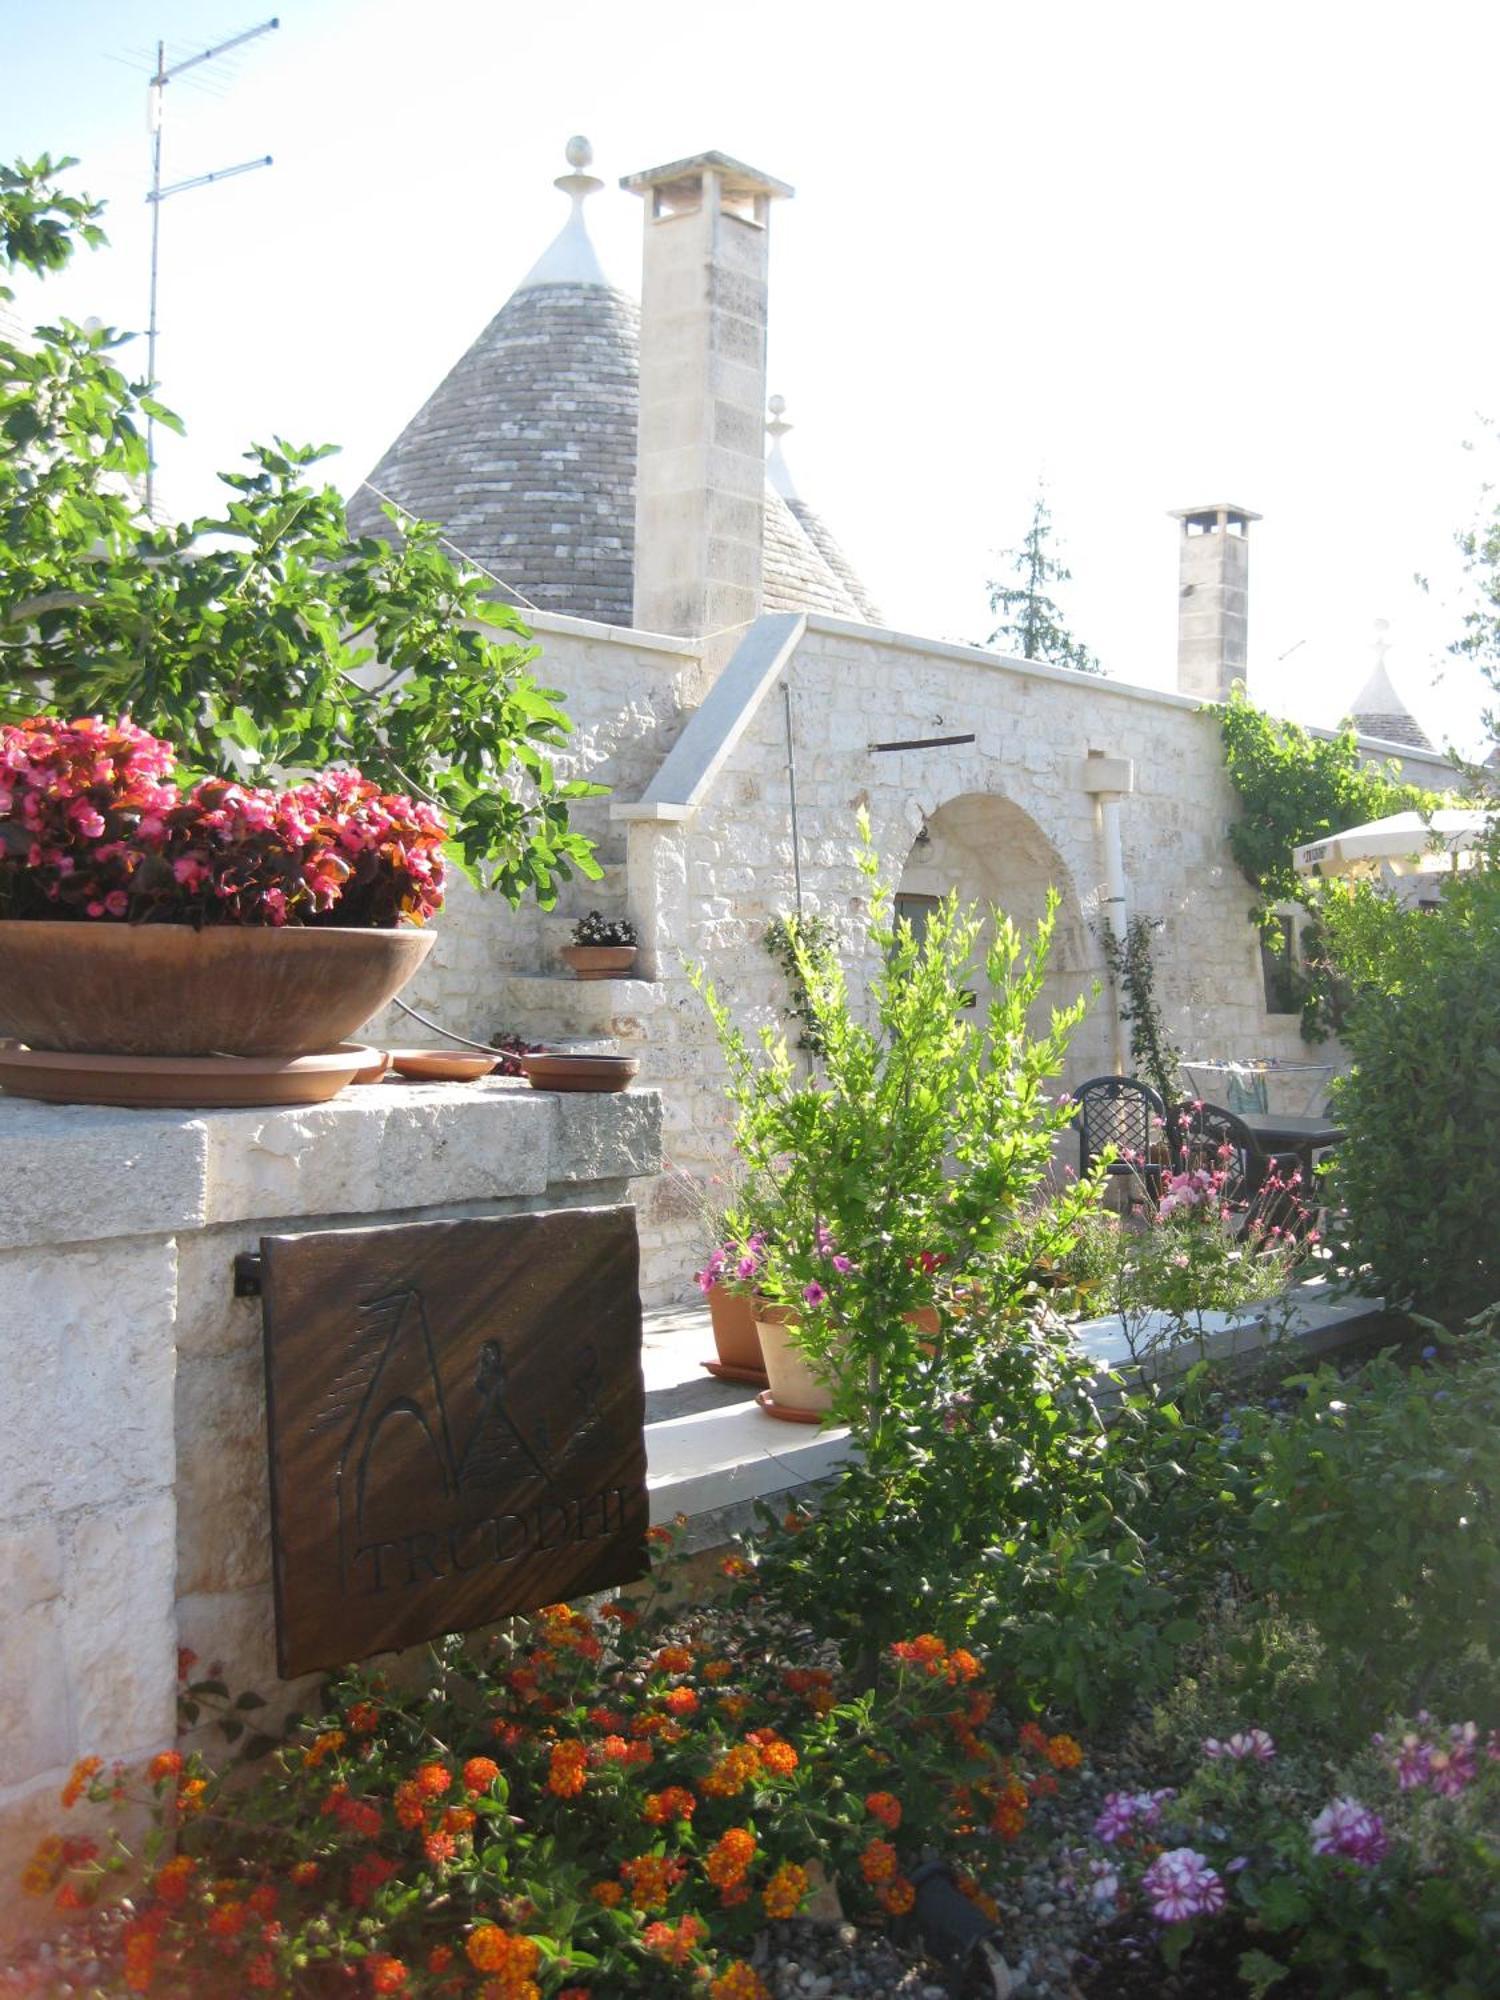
[0, 1079, 662, 1251]
[639, 1280, 1389, 1528]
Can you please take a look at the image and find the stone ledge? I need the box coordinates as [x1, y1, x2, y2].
[639, 1282, 1391, 1536]
[0, 1080, 662, 1246]
[0, 1102, 208, 1252]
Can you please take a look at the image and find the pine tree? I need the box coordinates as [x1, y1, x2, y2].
[985, 491, 1103, 674]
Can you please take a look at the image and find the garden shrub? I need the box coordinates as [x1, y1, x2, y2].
[1232, 1330, 1500, 1735]
[1215, 691, 1450, 1039]
[1324, 870, 1500, 1323]
[696, 815, 1096, 1433]
[747, 1333, 1253, 1726]
[22, 1551, 1086, 1997]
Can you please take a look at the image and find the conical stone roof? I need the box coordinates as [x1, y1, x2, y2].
[348, 144, 876, 632]
[347, 279, 641, 627]
[1349, 637, 1432, 752]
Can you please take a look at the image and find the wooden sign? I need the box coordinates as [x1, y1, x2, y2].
[259, 1206, 648, 1678]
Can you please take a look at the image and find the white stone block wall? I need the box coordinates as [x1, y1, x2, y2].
[381, 612, 1459, 1306]
[0, 1083, 660, 1932]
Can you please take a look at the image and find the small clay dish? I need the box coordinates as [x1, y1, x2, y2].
[352, 1048, 393, 1085]
[517, 1051, 639, 1094]
[389, 1047, 500, 1083]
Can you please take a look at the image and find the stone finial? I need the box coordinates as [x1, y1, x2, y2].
[766, 394, 797, 501]
[519, 136, 608, 290]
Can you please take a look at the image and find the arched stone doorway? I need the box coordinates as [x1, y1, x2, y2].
[895, 792, 1111, 1079]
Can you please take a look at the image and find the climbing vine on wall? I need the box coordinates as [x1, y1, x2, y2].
[1216, 690, 1451, 1039]
[763, 913, 838, 1056]
[1098, 915, 1181, 1106]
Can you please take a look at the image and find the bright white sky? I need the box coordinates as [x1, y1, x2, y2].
[5, 0, 1496, 753]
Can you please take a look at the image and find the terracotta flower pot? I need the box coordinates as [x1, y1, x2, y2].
[561, 943, 637, 980]
[0, 921, 434, 1058]
[753, 1304, 835, 1420]
[703, 1283, 767, 1387]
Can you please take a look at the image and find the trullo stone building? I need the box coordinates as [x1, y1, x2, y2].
[353, 140, 1450, 1303]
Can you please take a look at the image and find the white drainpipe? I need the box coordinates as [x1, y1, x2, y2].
[1081, 752, 1137, 1075]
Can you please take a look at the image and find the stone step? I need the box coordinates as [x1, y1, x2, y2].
[496, 972, 663, 1039]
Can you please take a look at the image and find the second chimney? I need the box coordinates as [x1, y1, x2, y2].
[1170, 502, 1260, 701]
[622, 151, 793, 637]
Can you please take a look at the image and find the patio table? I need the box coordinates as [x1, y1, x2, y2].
[1239, 1111, 1346, 1185]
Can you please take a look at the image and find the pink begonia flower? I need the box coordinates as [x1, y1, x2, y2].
[831, 1254, 854, 1274]
[802, 1281, 826, 1306]
[1140, 1848, 1225, 1922]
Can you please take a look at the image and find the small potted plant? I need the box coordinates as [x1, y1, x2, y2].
[561, 910, 638, 980]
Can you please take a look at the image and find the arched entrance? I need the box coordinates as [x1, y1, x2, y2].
[895, 793, 1111, 1077]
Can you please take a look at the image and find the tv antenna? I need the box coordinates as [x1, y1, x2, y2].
[144, 15, 279, 512]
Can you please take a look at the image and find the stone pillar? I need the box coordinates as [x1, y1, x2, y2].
[622, 151, 793, 638]
[1170, 503, 1260, 701]
[0, 1083, 661, 1938]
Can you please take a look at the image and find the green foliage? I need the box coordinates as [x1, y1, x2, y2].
[1233, 1331, 1500, 1733]
[985, 488, 1103, 674]
[761, 911, 837, 1055]
[1131, 1598, 1344, 1777]
[753, 1350, 1255, 1723]
[1096, 913, 1181, 1104]
[0, 154, 602, 904]
[0, 153, 107, 285]
[1216, 690, 1449, 1038]
[1323, 870, 1500, 1321]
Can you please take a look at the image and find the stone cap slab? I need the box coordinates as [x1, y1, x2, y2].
[0, 1080, 662, 1250]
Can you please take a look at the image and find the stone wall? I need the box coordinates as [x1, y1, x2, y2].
[0, 1081, 660, 1928]
[379, 609, 1459, 1305]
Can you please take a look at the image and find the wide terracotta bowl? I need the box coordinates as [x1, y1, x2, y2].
[0, 921, 435, 1057]
[517, 1051, 639, 1094]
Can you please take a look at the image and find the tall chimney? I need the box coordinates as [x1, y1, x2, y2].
[621, 151, 793, 637]
[1169, 502, 1260, 700]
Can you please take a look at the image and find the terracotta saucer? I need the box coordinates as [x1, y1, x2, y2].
[754, 1389, 827, 1426]
[702, 1359, 771, 1388]
[518, 1051, 639, 1093]
[388, 1047, 500, 1082]
[0, 1042, 375, 1110]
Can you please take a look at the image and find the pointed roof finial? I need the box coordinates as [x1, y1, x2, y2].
[766, 393, 797, 499]
[518, 136, 609, 290]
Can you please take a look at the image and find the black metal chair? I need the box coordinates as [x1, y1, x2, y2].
[1167, 1100, 1303, 1226]
[1071, 1075, 1169, 1197]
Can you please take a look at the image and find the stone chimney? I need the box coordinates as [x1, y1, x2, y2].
[1169, 502, 1260, 700]
[621, 151, 793, 637]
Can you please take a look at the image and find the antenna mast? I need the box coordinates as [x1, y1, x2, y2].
[145, 15, 279, 513]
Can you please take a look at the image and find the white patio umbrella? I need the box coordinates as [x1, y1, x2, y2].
[1293, 808, 1495, 879]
